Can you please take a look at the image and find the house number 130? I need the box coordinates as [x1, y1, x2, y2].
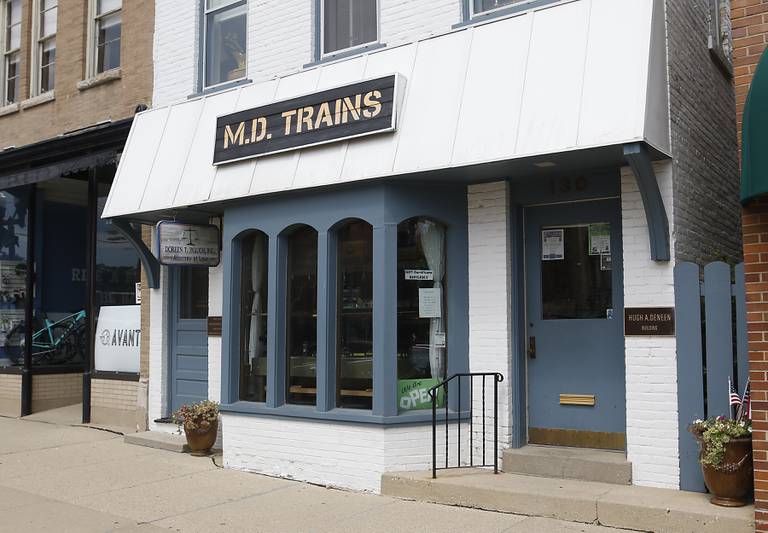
[549, 176, 587, 194]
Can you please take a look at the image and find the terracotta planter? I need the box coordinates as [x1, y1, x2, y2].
[693, 432, 753, 507]
[183, 418, 218, 457]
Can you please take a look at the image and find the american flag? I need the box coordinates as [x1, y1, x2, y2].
[740, 380, 752, 421]
[730, 377, 742, 408]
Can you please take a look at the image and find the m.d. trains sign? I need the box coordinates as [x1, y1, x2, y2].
[213, 75, 399, 165]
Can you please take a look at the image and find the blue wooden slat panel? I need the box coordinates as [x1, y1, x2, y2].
[674, 261, 706, 493]
[735, 262, 749, 393]
[704, 262, 734, 419]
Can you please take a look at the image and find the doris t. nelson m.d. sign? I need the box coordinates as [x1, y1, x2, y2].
[156, 222, 220, 267]
[214, 74, 400, 165]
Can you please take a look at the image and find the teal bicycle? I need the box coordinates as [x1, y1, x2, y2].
[4, 310, 87, 365]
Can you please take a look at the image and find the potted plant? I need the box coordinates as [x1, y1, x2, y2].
[689, 416, 753, 507]
[172, 400, 220, 457]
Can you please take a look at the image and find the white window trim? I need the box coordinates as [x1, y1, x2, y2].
[202, 0, 248, 91]
[319, 0, 380, 59]
[469, 0, 549, 19]
[1, 0, 22, 105]
[85, 0, 122, 79]
[29, 0, 57, 97]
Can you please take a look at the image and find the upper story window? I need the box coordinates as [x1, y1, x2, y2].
[204, 0, 247, 89]
[89, 0, 122, 77]
[322, 0, 378, 56]
[32, 0, 58, 95]
[1, 0, 21, 105]
[472, 0, 520, 15]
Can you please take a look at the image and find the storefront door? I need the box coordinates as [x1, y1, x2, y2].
[524, 199, 625, 450]
[169, 266, 209, 413]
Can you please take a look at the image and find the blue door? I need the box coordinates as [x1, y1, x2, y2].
[525, 199, 625, 449]
[170, 267, 209, 413]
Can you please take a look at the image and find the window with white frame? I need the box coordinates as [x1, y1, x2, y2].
[2, 0, 21, 105]
[322, 0, 378, 56]
[203, 0, 247, 89]
[88, 0, 122, 77]
[472, 0, 521, 15]
[31, 0, 58, 95]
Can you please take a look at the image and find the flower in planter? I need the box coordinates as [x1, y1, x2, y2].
[172, 400, 220, 432]
[689, 417, 751, 470]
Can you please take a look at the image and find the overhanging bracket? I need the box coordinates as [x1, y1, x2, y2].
[624, 143, 670, 262]
[109, 219, 160, 289]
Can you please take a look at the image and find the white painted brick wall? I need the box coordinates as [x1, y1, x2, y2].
[224, 413, 469, 492]
[154, 0, 463, 107]
[148, 234, 173, 432]
[621, 160, 679, 489]
[153, 0, 199, 107]
[467, 181, 512, 451]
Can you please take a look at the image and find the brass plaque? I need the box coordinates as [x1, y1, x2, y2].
[559, 394, 596, 406]
[529, 427, 626, 450]
[624, 307, 675, 336]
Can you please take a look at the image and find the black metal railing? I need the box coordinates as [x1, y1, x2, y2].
[428, 372, 504, 478]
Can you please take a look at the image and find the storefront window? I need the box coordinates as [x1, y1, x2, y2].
[33, 178, 89, 366]
[93, 180, 141, 374]
[180, 267, 209, 319]
[239, 231, 268, 402]
[0, 187, 29, 368]
[397, 218, 446, 410]
[285, 225, 317, 405]
[336, 220, 373, 409]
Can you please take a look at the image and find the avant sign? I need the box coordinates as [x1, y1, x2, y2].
[156, 221, 220, 267]
[213, 74, 400, 165]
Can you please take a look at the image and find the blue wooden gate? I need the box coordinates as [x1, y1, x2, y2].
[675, 261, 748, 492]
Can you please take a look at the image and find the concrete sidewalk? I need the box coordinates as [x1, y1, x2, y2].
[0, 416, 627, 533]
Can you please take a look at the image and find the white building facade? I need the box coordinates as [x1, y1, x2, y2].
[106, 0, 740, 493]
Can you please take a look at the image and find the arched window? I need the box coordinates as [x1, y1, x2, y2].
[285, 225, 318, 405]
[336, 219, 373, 409]
[239, 230, 269, 402]
[397, 218, 447, 411]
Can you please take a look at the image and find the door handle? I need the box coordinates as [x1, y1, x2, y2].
[527, 336, 536, 359]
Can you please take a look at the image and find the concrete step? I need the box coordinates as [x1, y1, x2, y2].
[124, 431, 188, 453]
[502, 445, 632, 485]
[381, 469, 753, 533]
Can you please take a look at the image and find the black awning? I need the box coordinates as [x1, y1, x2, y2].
[0, 118, 133, 189]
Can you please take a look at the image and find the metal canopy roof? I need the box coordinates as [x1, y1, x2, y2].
[104, 0, 670, 219]
[741, 47, 768, 204]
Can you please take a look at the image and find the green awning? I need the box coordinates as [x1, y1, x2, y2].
[742, 47, 768, 203]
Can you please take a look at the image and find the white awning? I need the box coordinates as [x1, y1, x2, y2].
[104, 0, 669, 219]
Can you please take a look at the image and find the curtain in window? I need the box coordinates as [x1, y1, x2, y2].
[418, 220, 445, 379]
[248, 233, 266, 365]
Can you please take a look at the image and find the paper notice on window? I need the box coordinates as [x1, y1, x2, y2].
[405, 269, 433, 281]
[542, 229, 564, 261]
[600, 254, 612, 271]
[433, 332, 447, 348]
[418, 288, 442, 318]
[589, 223, 611, 255]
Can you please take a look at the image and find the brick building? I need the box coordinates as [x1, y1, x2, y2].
[734, 0, 768, 529]
[101, 0, 740, 494]
[0, 0, 153, 429]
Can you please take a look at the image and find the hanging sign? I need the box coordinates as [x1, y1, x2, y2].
[95, 305, 141, 373]
[624, 307, 675, 336]
[213, 74, 401, 165]
[542, 229, 564, 260]
[589, 223, 611, 255]
[156, 222, 220, 267]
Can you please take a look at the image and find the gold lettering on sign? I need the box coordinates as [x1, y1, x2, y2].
[251, 117, 268, 143]
[223, 122, 246, 149]
[281, 109, 297, 135]
[297, 106, 314, 133]
[363, 90, 382, 118]
[314, 102, 334, 129]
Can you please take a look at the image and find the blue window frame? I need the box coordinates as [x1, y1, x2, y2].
[220, 183, 469, 424]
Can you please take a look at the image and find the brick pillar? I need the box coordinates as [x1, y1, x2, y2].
[744, 199, 768, 531]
